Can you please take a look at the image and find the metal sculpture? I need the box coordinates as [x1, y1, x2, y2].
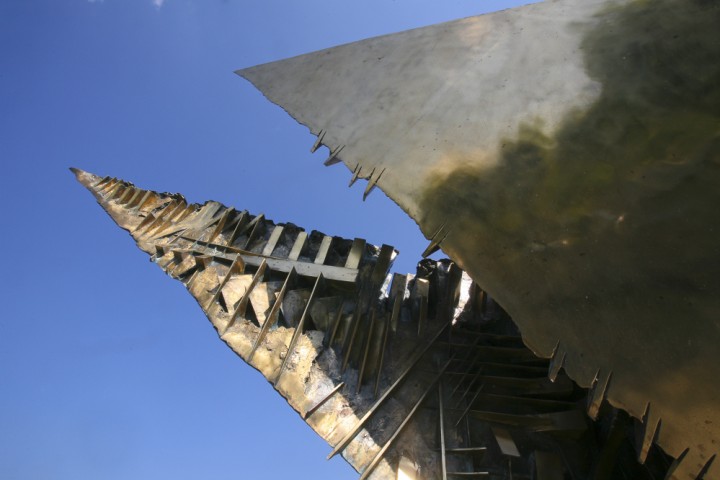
[238, 0, 720, 477]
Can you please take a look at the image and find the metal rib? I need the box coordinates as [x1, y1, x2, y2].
[304, 382, 345, 419]
[247, 267, 297, 363]
[223, 259, 267, 334]
[327, 322, 449, 459]
[275, 273, 324, 384]
[358, 358, 452, 480]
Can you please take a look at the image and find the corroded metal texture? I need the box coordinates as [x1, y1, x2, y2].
[75, 169, 680, 479]
[237, 1, 720, 477]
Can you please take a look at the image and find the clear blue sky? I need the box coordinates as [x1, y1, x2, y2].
[0, 1, 529, 479]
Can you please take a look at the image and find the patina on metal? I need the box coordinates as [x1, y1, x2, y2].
[75, 168, 679, 479]
[237, 0, 720, 477]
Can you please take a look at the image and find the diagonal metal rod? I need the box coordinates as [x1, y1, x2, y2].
[439, 380, 448, 480]
[327, 322, 449, 460]
[304, 382, 345, 420]
[204, 255, 245, 311]
[373, 310, 392, 399]
[275, 274, 324, 385]
[223, 259, 267, 334]
[247, 267, 296, 363]
[359, 358, 453, 480]
[356, 307, 377, 394]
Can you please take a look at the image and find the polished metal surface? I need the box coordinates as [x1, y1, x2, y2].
[238, 1, 720, 476]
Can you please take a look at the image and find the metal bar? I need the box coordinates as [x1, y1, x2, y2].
[445, 472, 490, 477]
[117, 186, 136, 204]
[443, 447, 488, 454]
[439, 381, 448, 480]
[372, 245, 395, 285]
[243, 214, 266, 250]
[96, 177, 116, 192]
[134, 213, 157, 233]
[455, 380, 485, 427]
[288, 231, 308, 261]
[324, 145, 344, 166]
[356, 308, 377, 394]
[326, 301, 346, 348]
[314, 235, 334, 265]
[548, 341, 566, 382]
[208, 207, 234, 244]
[416, 278, 429, 336]
[223, 259, 267, 334]
[327, 322, 449, 459]
[226, 210, 249, 246]
[145, 201, 185, 236]
[94, 175, 111, 188]
[344, 238, 366, 269]
[261, 225, 285, 257]
[587, 371, 612, 420]
[422, 223, 449, 258]
[373, 309, 391, 398]
[204, 255, 246, 311]
[131, 190, 153, 212]
[123, 188, 144, 209]
[341, 306, 363, 373]
[275, 274, 324, 384]
[248, 267, 297, 363]
[173, 238, 359, 283]
[358, 358, 452, 480]
[104, 181, 123, 198]
[304, 381, 345, 419]
[389, 274, 407, 333]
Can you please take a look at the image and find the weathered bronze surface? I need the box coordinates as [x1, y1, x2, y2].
[75, 168, 680, 479]
[238, 0, 720, 477]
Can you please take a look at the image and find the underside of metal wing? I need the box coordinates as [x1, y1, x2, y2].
[237, 0, 720, 477]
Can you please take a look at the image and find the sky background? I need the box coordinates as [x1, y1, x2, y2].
[1, 1, 529, 479]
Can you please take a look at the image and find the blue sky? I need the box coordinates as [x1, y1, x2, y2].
[0, 1, 529, 478]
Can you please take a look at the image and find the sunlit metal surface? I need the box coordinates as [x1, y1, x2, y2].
[238, 1, 720, 476]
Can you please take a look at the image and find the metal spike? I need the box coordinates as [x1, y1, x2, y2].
[328, 322, 449, 460]
[226, 210, 249, 246]
[349, 164, 362, 187]
[422, 223, 448, 258]
[373, 310, 391, 399]
[326, 301, 346, 348]
[664, 448, 690, 480]
[208, 207, 234, 244]
[638, 403, 662, 464]
[304, 382, 345, 419]
[356, 308, 377, 394]
[261, 225, 285, 257]
[248, 267, 297, 363]
[389, 273, 408, 333]
[223, 259, 268, 334]
[415, 278, 429, 336]
[324, 145, 344, 166]
[204, 255, 246, 311]
[362, 168, 385, 201]
[275, 274, 324, 384]
[696, 454, 717, 480]
[310, 129, 325, 153]
[587, 370, 612, 420]
[358, 359, 452, 480]
[243, 214, 266, 250]
[548, 341, 566, 382]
